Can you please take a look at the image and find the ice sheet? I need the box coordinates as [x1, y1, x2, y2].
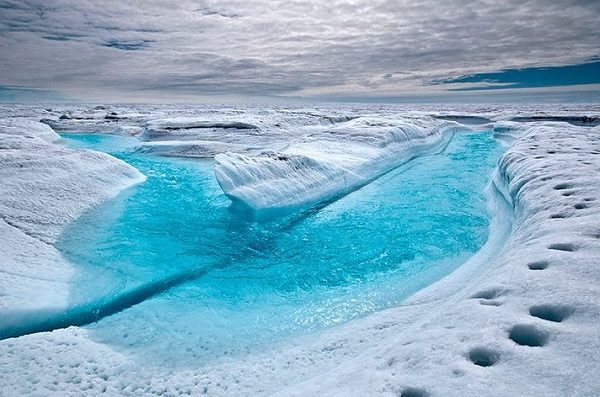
[0, 105, 599, 396]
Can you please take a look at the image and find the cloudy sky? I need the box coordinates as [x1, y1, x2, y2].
[0, 0, 599, 102]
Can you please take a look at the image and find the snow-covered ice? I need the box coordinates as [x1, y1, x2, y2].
[0, 104, 599, 396]
[0, 117, 145, 337]
[214, 116, 462, 213]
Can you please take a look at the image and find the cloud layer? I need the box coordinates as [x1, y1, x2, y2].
[0, 0, 598, 100]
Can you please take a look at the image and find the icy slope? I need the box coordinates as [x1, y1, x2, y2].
[0, 118, 60, 143]
[0, 120, 145, 243]
[214, 116, 461, 213]
[0, 119, 145, 330]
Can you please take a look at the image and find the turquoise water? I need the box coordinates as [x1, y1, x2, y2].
[57, 131, 502, 366]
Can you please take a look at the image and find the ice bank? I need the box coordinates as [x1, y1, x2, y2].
[0, 118, 145, 336]
[214, 116, 463, 214]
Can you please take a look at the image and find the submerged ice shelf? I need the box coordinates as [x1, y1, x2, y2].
[44, 129, 504, 363]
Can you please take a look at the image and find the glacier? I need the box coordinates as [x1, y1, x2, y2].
[0, 103, 599, 396]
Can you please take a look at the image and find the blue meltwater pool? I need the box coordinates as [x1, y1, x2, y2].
[57, 130, 503, 366]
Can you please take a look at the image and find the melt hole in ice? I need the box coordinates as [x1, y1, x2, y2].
[547, 243, 578, 252]
[468, 347, 500, 367]
[470, 288, 505, 301]
[508, 324, 549, 347]
[554, 183, 573, 190]
[529, 304, 573, 323]
[550, 213, 568, 219]
[479, 300, 503, 307]
[528, 261, 549, 270]
[399, 387, 429, 397]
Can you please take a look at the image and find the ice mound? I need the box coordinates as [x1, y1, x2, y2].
[0, 118, 60, 143]
[134, 111, 362, 157]
[0, 119, 146, 328]
[137, 117, 271, 157]
[144, 117, 259, 134]
[215, 116, 461, 213]
[215, 151, 350, 210]
[135, 140, 256, 158]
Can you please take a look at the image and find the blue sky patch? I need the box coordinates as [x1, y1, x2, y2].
[433, 60, 600, 90]
[0, 85, 68, 102]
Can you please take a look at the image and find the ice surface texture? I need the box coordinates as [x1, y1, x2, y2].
[214, 116, 462, 214]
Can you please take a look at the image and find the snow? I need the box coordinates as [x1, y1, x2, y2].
[135, 113, 356, 158]
[0, 104, 599, 396]
[0, 117, 60, 143]
[0, 118, 145, 338]
[214, 116, 462, 213]
[135, 139, 255, 158]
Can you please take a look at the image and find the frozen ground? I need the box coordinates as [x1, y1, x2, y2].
[0, 104, 599, 396]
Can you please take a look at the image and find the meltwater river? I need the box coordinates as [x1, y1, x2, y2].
[57, 130, 502, 366]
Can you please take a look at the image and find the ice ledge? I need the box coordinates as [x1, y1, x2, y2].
[0, 119, 146, 330]
[214, 116, 462, 215]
